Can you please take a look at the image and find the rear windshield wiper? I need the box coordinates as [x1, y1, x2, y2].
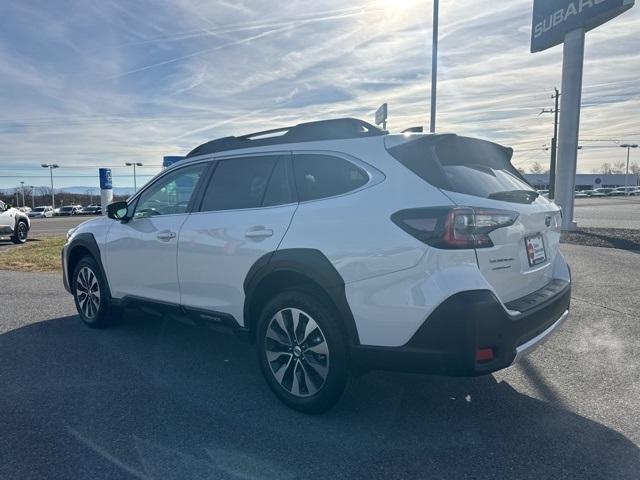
[488, 190, 539, 204]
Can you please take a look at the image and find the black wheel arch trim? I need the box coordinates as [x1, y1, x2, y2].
[64, 233, 112, 299]
[243, 248, 360, 345]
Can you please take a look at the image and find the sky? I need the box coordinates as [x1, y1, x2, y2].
[0, 0, 639, 190]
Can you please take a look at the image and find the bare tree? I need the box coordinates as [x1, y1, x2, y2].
[611, 160, 626, 174]
[529, 162, 549, 174]
[595, 162, 613, 174]
[37, 186, 52, 196]
[630, 163, 640, 176]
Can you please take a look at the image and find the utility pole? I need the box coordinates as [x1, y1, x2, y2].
[620, 144, 639, 194]
[20, 181, 25, 207]
[41, 164, 59, 209]
[125, 162, 143, 191]
[30, 186, 34, 208]
[540, 88, 560, 199]
[430, 0, 439, 133]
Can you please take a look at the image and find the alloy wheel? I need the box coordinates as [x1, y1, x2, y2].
[17, 223, 27, 242]
[76, 266, 101, 319]
[265, 308, 330, 397]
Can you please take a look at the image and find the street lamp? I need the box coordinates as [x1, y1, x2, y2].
[19, 181, 25, 208]
[125, 162, 143, 191]
[41, 164, 59, 209]
[620, 144, 639, 194]
[430, 0, 439, 133]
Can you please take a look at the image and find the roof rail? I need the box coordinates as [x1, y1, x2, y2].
[186, 117, 385, 157]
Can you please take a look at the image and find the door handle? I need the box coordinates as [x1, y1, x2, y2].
[245, 227, 274, 239]
[157, 230, 176, 241]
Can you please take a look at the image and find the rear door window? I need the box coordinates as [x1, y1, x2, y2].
[293, 154, 368, 202]
[199, 155, 281, 211]
[387, 135, 538, 203]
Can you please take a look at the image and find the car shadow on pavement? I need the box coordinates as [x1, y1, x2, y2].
[1, 312, 638, 480]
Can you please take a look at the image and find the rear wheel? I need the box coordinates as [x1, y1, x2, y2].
[11, 221, 28, 244]
[72, 255, 120, 328]
[256, 288, 349, 414]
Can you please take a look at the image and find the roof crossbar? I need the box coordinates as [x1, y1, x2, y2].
[186, 117, 385, 157]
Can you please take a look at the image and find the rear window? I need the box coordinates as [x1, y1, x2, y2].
[293, 154, 368, 202]
[387, 135, 537, 203]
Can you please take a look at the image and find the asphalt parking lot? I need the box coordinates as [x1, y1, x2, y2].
[1, 243, 639, 479]
[574, 196, 640, 229]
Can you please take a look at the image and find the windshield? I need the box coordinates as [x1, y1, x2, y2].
[61, 207, 73, 211]
[33, 207, 45, 212]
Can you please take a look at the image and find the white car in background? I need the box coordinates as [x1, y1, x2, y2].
[614, 186, 640, 196]
[28, 206, 54, 218]
[0, 200, 30, 244]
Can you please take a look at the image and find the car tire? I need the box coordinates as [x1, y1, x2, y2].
[11, 220, 28, 244]
[72, 255, 120, 328]
[256, 287, 349, 414]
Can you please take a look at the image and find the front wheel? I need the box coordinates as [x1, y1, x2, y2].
[256, 288, 349, 414]
[11, 221, 28, 244]
[72, 255, 120, 328]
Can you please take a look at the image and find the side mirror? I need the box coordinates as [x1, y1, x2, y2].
[107, 201, 131, 221]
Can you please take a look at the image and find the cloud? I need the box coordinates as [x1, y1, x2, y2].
[0, 0, 638, 188]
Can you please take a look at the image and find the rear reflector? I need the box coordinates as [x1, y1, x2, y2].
[391, 206, 519, 249]
[476, 348, 494, 362]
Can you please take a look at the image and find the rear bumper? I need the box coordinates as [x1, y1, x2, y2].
[352, 279, 571, 376]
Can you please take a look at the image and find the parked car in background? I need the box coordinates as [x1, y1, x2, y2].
[584, 189, 604, 197]
[57, 205, 82, 216]
[79, 205, 102, 215]
[0, 200, 30, 244]
[591, 188, 623, 196]
[574, 191, 589, 198]
[18, 206, 32, 214]
[614, 186, 640, 196]
[28, 206, 54, 218]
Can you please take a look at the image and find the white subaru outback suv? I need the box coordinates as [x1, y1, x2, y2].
[62, 118, 571, 413]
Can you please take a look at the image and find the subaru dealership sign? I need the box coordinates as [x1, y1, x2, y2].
[531, 0, 635, 52]
[99, 168, 112, 190]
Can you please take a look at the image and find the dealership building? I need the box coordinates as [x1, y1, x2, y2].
[524, 173, 640, 191]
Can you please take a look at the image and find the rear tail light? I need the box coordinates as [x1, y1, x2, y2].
[391, 206, 518, 249]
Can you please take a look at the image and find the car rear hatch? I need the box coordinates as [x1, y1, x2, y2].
[386, 134, 562, 304]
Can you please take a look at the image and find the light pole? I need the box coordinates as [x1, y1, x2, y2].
[621, 144, 639, 194]
[20, 181, 25, 207]
[30, 186, 35, 208]
[125, 162, 143, 191]
[430, 0, 439, 133]
[41, 164, 59, 209]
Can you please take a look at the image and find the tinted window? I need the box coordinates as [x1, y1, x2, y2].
[134, 163, 206, 218]
[293, 154, 368, 202]
[262, 157, 294, 207]
[200, 156, 279, 211]
[387, 135, 537, 203]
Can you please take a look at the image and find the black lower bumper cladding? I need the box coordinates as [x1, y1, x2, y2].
[352, 280, 571, 376]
